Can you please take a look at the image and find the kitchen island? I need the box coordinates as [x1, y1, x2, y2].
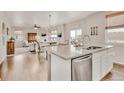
[45, 45, 114, 81]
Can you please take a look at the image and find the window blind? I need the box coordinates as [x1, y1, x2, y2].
[106, 12, 124, 44]
[106, 11, 124, 29]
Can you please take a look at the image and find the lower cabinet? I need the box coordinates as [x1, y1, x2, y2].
[92, 58, 101, 80]
[50, 54, 71, 81]
[92, 48, 114, 81]
[101, 51, 109, 78]
[107, 48, 115, 72]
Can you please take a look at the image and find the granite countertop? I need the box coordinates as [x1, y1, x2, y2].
[45, 45, 113, 60]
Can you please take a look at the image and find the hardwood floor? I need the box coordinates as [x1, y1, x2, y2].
[102, 63, 124, 81]
[0, 53, 49, 81]
[0, 53, 124, 81]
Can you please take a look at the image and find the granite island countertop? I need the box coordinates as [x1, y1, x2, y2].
[44, 45, 113, 60]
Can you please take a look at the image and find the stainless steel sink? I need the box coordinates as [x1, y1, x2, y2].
[86, 46, 102, 50]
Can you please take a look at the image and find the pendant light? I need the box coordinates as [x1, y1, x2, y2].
[48, 14, 52, 33]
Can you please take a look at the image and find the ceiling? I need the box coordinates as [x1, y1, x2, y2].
[5, 11, 97, 29]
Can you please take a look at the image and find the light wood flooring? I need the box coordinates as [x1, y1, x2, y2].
[102, 63, 124, 81]
[0, 53, 124, 81]
[0, 53, 49, 81]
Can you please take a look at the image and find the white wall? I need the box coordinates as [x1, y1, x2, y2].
[0, 12, 11, 63]
[12, 12, 108, 47]
[64, 11, 124, 65]
[64, 19, 84, 41]
[41, 12, 108, 46]
[85, 12, 106, 46]
[64, 12, 108, 46]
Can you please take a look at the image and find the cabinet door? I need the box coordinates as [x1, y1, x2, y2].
[107, 49, 114, 71]
[92, 58, 101, 81]
[51, 54, 71, 81]
[107, 53, 113, 71]
[92, 49, 114, 80]
[101, 51, 108, 77]
[101, 49, 114, 78]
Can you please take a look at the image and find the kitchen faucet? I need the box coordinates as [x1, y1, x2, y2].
[82, 35, 91, 48]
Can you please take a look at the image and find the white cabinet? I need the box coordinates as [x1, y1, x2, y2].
[101, 51, 108, 78]
[107, 48, 114, 71]
[50, 54, 71, 81]
[92, 58, 101, 81]
[92, 48, 114, 81]
[92, 51, 103, 80]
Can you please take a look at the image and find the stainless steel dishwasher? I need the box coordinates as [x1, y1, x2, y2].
[72, 54, 92, 81]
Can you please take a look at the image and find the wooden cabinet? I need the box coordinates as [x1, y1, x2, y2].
[7, 41, 15, 55]
[28, 33, 37, 42]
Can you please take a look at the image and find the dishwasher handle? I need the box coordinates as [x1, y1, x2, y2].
[73, 55, 92, 63]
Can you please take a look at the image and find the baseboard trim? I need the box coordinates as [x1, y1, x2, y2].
[0, 55, 7, 64]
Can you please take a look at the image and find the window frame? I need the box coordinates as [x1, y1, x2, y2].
[70, 28, 82, 40]
[50, 30, 58, 42]
[106, 28, 124, 44]
[14, 31, 24, 41]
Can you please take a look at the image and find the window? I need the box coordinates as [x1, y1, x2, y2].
[70, 29, 82, 40]
[107, 28, 124, 43]
[70, 30, 75, 39]
[106, 12, 124, 44]
[50, 30, 58, 42]
[14, 31, 23, 41]
[51, 35, 57, 38]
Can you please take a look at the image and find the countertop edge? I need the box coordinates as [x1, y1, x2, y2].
[47, 46, 113, 60]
